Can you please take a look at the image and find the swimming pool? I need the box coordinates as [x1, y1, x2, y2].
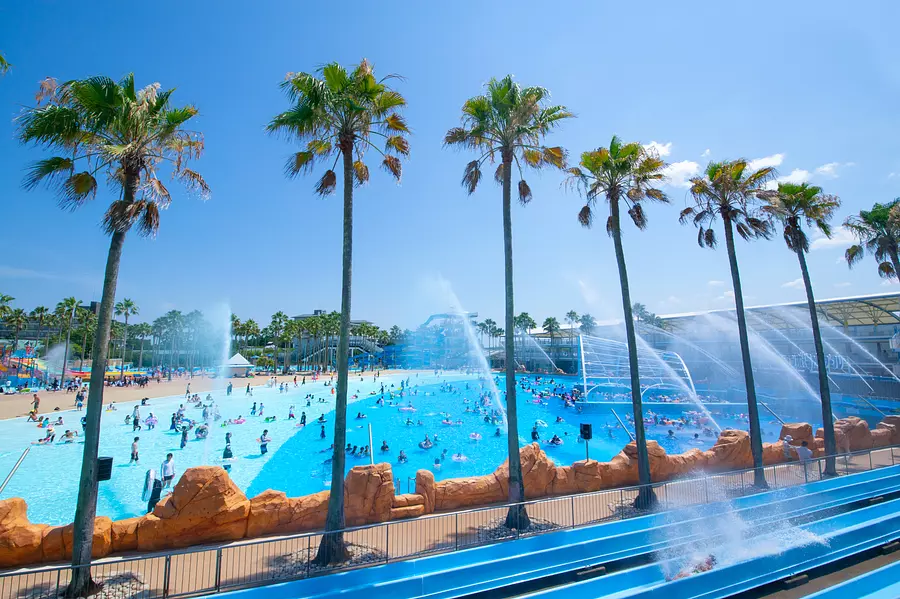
[0, 371, 893, 525]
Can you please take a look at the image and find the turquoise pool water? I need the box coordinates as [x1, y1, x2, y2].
[0, 371, 892, 525]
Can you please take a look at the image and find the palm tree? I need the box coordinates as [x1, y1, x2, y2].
[568, 136, 669, 506]
[542, 317, 560, 343]
[244, 319, 259, 356]
[269, 59, 409, 564]
[55, 297, 79, 386]
[579, 313, 597, 335]
[19, 73, 209, 597]
[30, 306, 49, 358]
[0, 52, 10, 76]
[844, 199, 900, 280]
[445, 75, 572, 529]
[678, 159, 773, 488]
[760, 182, 841, 475]
[114, 299, 139, 380]
[134, 323, 152, 369]
[304, 315, 324, 371]
[164, 310, 184, 376]
[565, 310, 579, 340]
[0, 294, 13, 321]
[76, 308, 96, 371]
[230, 314, 242, 355]
[8, 308, 28, 357]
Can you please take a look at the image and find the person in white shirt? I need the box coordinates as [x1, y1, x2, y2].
[160, 453, 176, 488]
[795, 441, 813, 462]
[781, 435, 793, 461]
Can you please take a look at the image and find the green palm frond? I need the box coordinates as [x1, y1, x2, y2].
[271, 59, 409, 195]
[566, 136, 668, 236]
[843, 199, 900, 277]
[446, 74, 572, 200]
[0, 52, 11, 75]
[20, 73, 208, 237]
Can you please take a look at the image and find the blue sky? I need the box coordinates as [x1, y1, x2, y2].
[2, 1, 900, 330]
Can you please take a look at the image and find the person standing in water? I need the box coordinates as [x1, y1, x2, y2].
[259, 430, 271, 455]
[227, 382, 233, 396]
[160, 454, 176, 488]
[222, 443, 234, 472]
[180, 427, 189, 449]
[130, 437, 140, 464]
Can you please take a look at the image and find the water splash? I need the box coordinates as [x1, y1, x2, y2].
[435, 277, 507, 426]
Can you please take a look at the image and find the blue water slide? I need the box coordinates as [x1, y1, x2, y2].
[217, 465, 900, 599]
[525, 497, 900, 598]
[803, 560, 900, 598]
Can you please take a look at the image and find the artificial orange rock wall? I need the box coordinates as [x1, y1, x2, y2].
[2, 417, 897, 569]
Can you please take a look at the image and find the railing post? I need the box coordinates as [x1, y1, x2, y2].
[215, 548, 222, 591]
[570, 496, 576, 528]
[619, 489, 625, 519]
[803, 462, 809, 484]
[454, 513, 459, 551]
[163, 555, 171, 598]
[385, 525, 390, 564]
[772, 464, 777, 488]
[870, 450, 874, 471]
[56, 568, 61, 597]
[704, 477, 709, 504]
[306, 536, 312, 578]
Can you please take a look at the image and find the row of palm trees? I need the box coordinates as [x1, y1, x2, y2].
[12, 63, 900, 591]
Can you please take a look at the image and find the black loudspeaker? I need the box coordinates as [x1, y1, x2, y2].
[580, 423, 592, 441]
[97, 457, 113, 481]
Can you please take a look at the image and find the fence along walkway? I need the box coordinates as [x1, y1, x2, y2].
[1, 446, 898, 599]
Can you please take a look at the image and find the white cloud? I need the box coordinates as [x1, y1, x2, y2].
[662, 160, 700, 188]
[701, 149, 710, 158]
[643, 141, 672, 157]
[834, 282, 851, 288]
[767, 168, 811, 189]
[779, 168, 811, 184]
[708, 280, 725, 287]
[714, 290, 735, 302]
[748, 153, 784, 171]
[782, 278, 803, 289]
[836, 255, 846, 265]
[890, 172, 897, 179]
[815, 162, 854, 178]
[881, 279, 898, 287]
[810, 225, 856, 250]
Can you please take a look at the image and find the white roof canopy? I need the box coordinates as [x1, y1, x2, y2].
[225, 353, 251, 367]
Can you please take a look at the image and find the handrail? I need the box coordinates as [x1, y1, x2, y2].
[0, 447, 29, 496]
[610, 408, 635, 442]
[759, 401, 786, 425]
[1, 443, 897, 594]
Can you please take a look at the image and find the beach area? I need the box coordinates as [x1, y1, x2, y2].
[0, 372, 407, 421]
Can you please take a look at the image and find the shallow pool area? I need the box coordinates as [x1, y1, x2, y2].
[0, 370, 895, 526]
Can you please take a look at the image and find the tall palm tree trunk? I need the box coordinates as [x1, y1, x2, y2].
[80, 326, 89, 372]
[891, 248, 900, 284]
[316, 147, 354, 564]
[67, 221, 128, 597]
[610, 196, 655, 507]
[797, 247, 836, 475]
[723, 217, 766, 487]
[61, 315, 74, 387]
[139, 339, 145, 370]
[501, 154, 529, 530]
[120, 316, 128, 380]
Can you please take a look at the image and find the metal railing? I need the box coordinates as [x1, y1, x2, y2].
[2, 445, 898, 599]
[0, 448, 29, 496]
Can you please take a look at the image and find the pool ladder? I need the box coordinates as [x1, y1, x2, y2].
[0, 447, 30, 496]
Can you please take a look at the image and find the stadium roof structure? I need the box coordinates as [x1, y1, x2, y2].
[660, 292, 900, 330]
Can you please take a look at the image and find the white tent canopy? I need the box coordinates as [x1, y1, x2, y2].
[225, 353, 251, 367]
